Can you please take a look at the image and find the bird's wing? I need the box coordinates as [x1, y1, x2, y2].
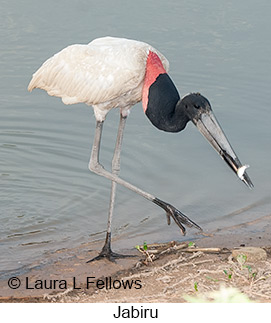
[28, 39, 169, 106]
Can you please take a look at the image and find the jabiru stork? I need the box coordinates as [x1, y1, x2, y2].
[28, 36, 253, 262]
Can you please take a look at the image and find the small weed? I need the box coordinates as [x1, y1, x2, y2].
[194, 282, 198, 292]
[223, 269, 232, 280]
[235, 253, 257, 280]
[143, 241, 148, 251]
[236, 254, 247, 268]
[246, 265, 257, 279]
[135, 241, 155, 265]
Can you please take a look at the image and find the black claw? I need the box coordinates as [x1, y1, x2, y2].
[86, 251, 133, 263]
[153, 197, 202, 234]
[86, 241, 136, 263]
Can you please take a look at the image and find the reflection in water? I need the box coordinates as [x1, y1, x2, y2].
[0, 0, 270, 276]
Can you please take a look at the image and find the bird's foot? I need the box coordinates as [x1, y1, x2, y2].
[86, 243, 136, 263]
[153, 197, 202, 235]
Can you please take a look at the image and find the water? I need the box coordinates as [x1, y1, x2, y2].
[1, 0, 271, 277]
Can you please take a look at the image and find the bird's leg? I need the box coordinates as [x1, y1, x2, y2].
[88, 119, 202, 262]
[108, 114, 127, 241]
[88, 120, 156, 202]
[87, 115, 134, 262]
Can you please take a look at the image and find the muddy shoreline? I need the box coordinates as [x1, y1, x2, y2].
[1, 213, 271, 303]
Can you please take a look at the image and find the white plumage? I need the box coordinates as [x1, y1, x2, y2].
[28, 36, 175, 262]
[28, 36, 169, 121]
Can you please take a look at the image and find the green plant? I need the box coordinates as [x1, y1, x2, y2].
[194, 282, 198, 292]
[135, 241, 155, 264]
[236, 254, 247, 267]
[223, 269, 232, 280]
[143, 241, 148, 251]
[236, 254, 257, 279]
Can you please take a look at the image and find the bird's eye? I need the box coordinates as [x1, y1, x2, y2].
[194, 104, 200, 109]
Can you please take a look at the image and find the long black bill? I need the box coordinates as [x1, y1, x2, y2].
[193, 111, 253, 189]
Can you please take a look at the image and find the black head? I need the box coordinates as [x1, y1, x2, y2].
[181, 92, 212, 123]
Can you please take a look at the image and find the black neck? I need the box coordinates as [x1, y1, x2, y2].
[145, 74, 189, 133]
